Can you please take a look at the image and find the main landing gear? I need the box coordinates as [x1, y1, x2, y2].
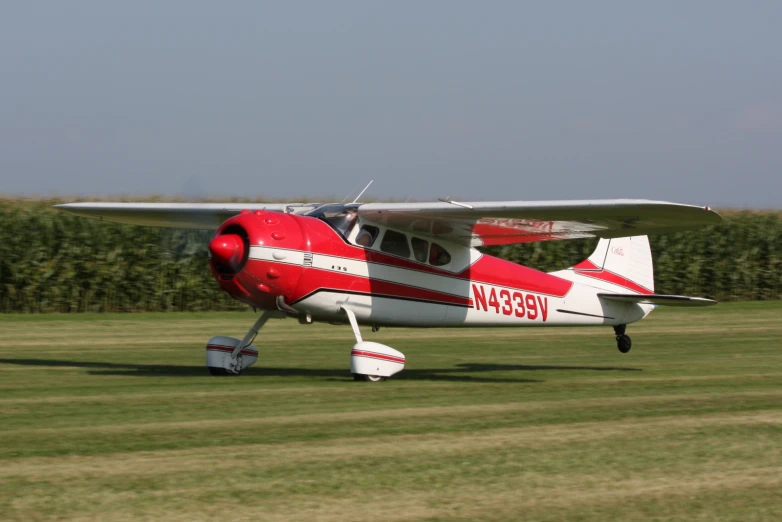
[206, 311, 272, 375]
[355, 374, 386, 382]
[342, 307, 406, 382]
[206, 305, 406, 381]
[614, 324, 632, 353]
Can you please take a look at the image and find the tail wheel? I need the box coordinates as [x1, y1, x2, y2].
[353, 373, 387, 382]
[617, 335, 632, 353]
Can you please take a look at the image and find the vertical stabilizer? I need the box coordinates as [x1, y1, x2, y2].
[552, 236, 655, 294]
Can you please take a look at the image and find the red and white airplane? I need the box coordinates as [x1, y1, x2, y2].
[57, 195, 721, 381]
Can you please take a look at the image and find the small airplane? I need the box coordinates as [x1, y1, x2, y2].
[56, 191, 721, 381]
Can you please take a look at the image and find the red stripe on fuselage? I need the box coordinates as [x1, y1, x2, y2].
[574, 269, 653, 295]
[573, 259, 600, 270]
[296, 217, 574, 298]
[468, 255, 573, 297]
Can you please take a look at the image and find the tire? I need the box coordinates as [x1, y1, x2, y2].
[617, 335, 632, 354]
[353, 373, 387, 382]
[208, 367, 240, 376]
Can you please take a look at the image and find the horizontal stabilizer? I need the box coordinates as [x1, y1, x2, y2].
[598, 293, 717, 307]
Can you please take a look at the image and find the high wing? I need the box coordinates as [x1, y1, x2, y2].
[56, 199, 721, 244]
[357, 199, 722, 247]
[54, 202, 320, 229]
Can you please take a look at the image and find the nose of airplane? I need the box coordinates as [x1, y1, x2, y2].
[208, 211, 307, 310]
[209, 234, 246, 272]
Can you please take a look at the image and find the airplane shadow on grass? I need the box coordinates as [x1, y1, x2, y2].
[0, 358, 641, 384]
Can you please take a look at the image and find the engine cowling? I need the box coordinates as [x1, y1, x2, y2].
[208, 210, 306, 310]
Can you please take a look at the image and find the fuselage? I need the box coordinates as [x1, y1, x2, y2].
[208, 210, 652, 329]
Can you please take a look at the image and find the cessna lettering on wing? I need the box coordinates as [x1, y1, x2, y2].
[477, 218, 554, 232]
[471, 284, 548, 321]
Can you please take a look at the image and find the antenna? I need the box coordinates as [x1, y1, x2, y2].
[438, 197, 474, 210]
[340, 182, 362, 204]
[352, 180, 374, 204]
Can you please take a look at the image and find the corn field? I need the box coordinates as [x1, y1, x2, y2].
[0, 199, 241, 313]
[484, 210, 782, 302]
[0, 199, 780, 313]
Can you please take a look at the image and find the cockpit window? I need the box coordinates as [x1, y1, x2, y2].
[380, 230, 411, 258]
[355, 225, 380, 247]
[411, 237, 428, 263]
[429, 243, 451, 266]
[319, 210, 357, 238]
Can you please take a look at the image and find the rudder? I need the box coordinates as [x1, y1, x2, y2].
[561, 236, 655, 294]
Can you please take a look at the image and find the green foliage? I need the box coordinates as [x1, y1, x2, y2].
[0, 199, 779, 312]
[649, 212, 782, 300]
[0, 199, 242, 313]
[478, 212, 781, 302]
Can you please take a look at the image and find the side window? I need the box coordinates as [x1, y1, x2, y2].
[355, 225, 379, 248]
[429, 243, 451, 266]
[380, 230, 411, 258]
[411, 237, 429, 263]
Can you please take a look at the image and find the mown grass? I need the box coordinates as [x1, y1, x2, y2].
[1, 302, 781, 521]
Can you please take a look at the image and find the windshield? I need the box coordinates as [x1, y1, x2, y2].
[319, 210, 358, 238]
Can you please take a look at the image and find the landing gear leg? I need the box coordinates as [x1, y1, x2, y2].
[614, 324, 632, 353]
[206, 310, 272, 375]
[228, 311, 272, 372]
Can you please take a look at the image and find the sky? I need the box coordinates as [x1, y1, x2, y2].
[1, 1, 780, 207]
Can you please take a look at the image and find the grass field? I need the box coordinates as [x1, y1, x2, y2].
[1, 302, 781, 521]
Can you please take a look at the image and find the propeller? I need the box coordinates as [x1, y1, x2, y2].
[209, 234, 245, 272]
